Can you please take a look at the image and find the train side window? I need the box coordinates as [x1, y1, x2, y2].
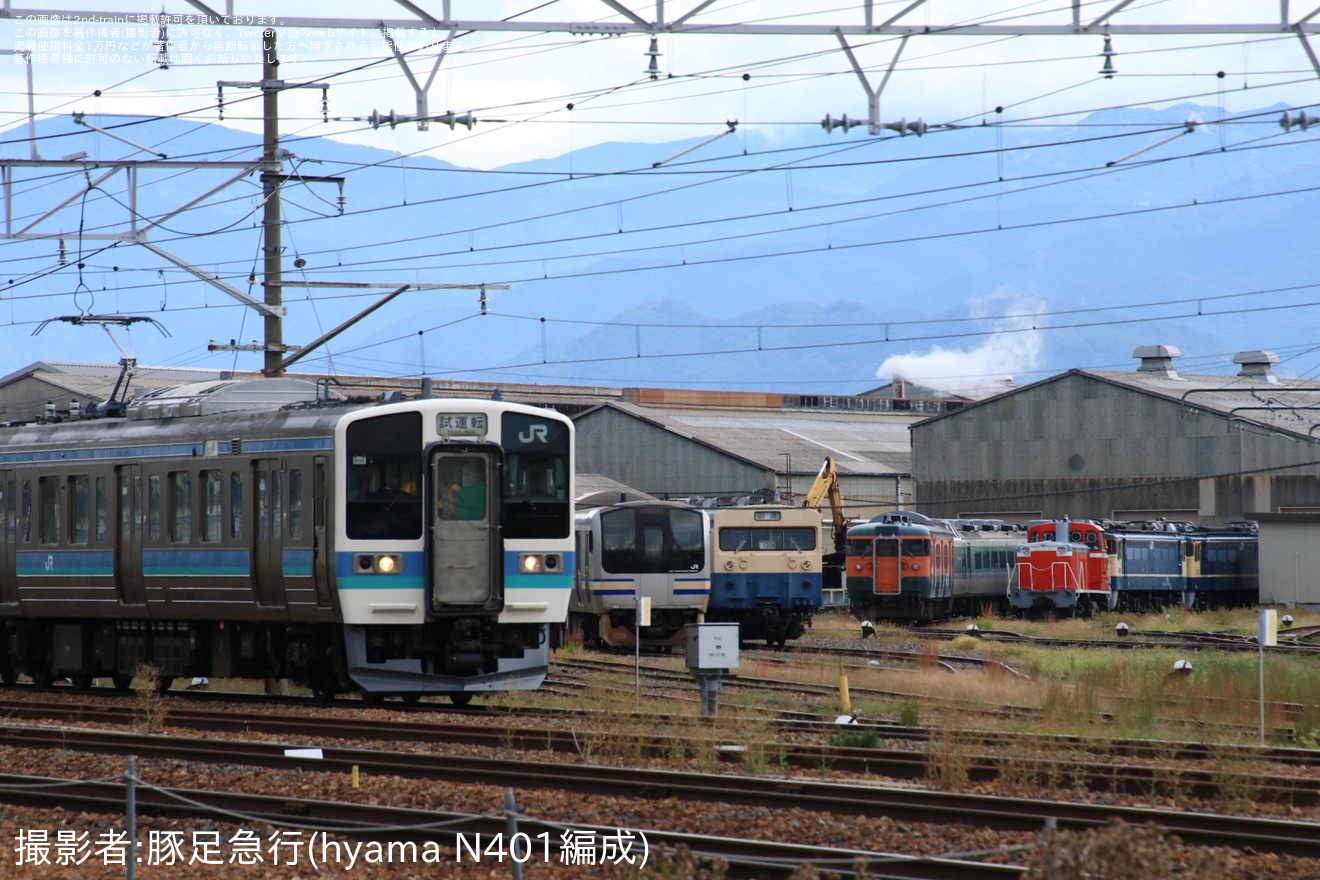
[70, 475, 89, 545]
[147, 475, 161, 541]
[288, 469, 302, 540]
[94, 476, 107, 543]
[202, 470, 222, 543]
[229, 472, 243, 540]
[39, 476, 60, 545]
[19, 480, 30, 543]
[170, 471, 192, 543]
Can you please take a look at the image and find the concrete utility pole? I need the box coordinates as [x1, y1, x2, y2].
[261, 29, 285, 378]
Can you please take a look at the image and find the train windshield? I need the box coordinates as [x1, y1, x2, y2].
[718, 527, 817, 552]
[345, 412, 423, 540]
[903, 539, 931, 556]
[500, 413, 571, 540]
[600, 507, 705, 573]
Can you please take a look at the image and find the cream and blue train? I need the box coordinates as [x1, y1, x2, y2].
[705, 506, 822, 646]
[0, 377, 574, 704]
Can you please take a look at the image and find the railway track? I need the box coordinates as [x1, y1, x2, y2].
[0, 724, 1317, 861]
[913, 627, 1320, 655]
[0, 770, 1024, 880]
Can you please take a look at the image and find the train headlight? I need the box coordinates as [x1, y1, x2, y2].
[724, 560, 735, 571]
[519, 553, 542, 574]
[353, 553, 402, 574]
[802, 560, 811, 570]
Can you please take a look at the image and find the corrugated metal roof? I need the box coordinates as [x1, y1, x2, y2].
[601, 402, 917, 475]
[575, 473, 655, 507]
[1084, 368, 1320, 441]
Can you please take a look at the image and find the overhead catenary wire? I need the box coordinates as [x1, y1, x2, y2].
[2, 16, 1320, 382]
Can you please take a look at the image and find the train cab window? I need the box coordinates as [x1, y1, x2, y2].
[873, 539, 899, 557]
[719, 527, 817, 552]
[288, 469, 303, 540]
[501, 412, 571, 541]
[19, 480, 30, 543]
[229, 473, 243, 540]
[70, 475, 89, 545]
[905, 539, 931, 556]
[599, 506, 704, 574]
[346, 411, 423, 541]
[94, 476, 107, 543]
[845, 537, 872, 556]
[202, 471, 222, 543]
[147, 475, 161, 541]
[170, 471, 192, 543]
[39, 476, 60, 545]
[437, 456, 486, 522]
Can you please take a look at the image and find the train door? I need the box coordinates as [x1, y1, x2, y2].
[251, 459, 287, 608]
[429, 447, 500, 612]
[0, 470, 15, 605]
[113, 464, 147, 606]
[872, 535, 901, 594]
[1182, 539, 1201, 608]
[311, 457, 332, 607]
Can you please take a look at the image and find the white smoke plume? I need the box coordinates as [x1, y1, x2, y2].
[875, 289, 1046, 396]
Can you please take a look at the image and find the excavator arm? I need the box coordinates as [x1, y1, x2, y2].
[801, 456, 847, 554]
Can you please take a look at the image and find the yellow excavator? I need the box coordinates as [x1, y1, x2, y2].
[801, 457, 848, 589]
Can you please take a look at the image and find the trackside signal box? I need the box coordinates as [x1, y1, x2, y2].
[685, 623, 740, 671]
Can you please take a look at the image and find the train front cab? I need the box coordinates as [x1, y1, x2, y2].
[1105, 528, 1185, 612]
[706, 507, 822, 646]
[845, 523, 952, 620]
[337, 405, 573, 701]
[1010, 521, 1113, 616]
[571, 503, 711, 649]
[1182, 530, 1259, 609]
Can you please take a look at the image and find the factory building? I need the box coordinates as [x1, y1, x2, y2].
[571, 387, 948, 523]
[911, 346, 1320, 525]
[1249, 513, 1320, 610]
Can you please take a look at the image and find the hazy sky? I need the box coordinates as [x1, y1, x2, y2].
[2, 2, 1318, 389]
[3, 2, 1317, 169]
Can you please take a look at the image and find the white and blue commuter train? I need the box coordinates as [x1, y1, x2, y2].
[0, 377, 574, 704]
[570, 500, 711, 648]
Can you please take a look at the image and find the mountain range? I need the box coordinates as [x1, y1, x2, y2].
[1, 101, 1315, 394]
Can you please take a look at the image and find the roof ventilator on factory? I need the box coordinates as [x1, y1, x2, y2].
[1133, 344, 1181, 379]
[1233, 351, 1280, 385]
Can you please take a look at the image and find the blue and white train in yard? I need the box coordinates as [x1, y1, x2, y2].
[0, 377, 574, 704]
[569, 500, 824, 649]
[570, 500, 712, 648]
